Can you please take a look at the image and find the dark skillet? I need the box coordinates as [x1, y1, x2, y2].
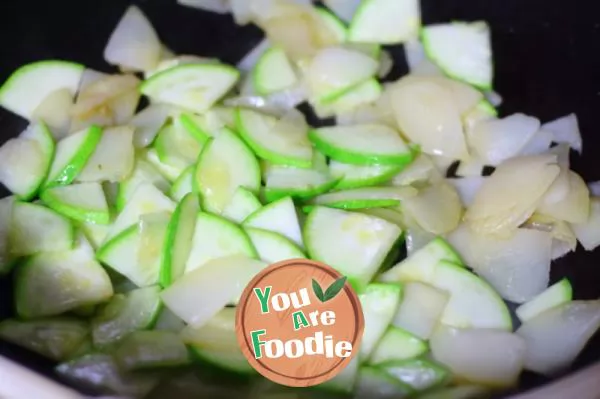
[0, 0, 599, 397]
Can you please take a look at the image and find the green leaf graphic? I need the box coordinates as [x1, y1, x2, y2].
[312, 279, 325, 302]
[323, 276, 347, 302]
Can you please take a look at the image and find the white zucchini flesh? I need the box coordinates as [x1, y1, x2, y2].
[348, 0, 420, 44]
[105, 181, 175, 243]
[169, 166, 194, 202]
[45, 126, 103, 188]
[76, 126, 135, 183]
[140, 64, 240, 113]
[379, 237, 463, 284]
[369, 326, 428, 365]
[154, 124, 203, 170]
[447, 224, 553, 304]
[92, 286, 162, 348]
[0, 60, 84, 120]
[130, 104, 173, 148]
[253, 47, 298, 95]
[264, 166, 338, 203]
[430, 326, 526, 388]
[41, 182, 110, 225]
[15, 234, 113, 319]
[221, 187, 262, 224]
[118, 159, 172, 211]
[137, 212, 171, 283]
[181, 308, 253, 373]
[184, 212, 257, 274]
[317, 79, 383, 116]
[0, 317, 89, 361]
[245, 227, 305, 265]
[516, 300, 600, 376]
[236, 108, 313, 168]
[0, 123, 54, 200]
[422, 22, 493, 90]
[359, 284, 402, 360]
[103, 5, 162, 72]
[114, 330, 190, 370]
[9, 202, 74, 256]
[572, 198, 600, 251]
[309, 124, 413, 165]
[307, 47, 379, 102]
[515, 278, 572, 323]
[160, 193, 201, 287]
[194, 128, 261, 214]
[392, 282, 450, 340]
[161, 255, 266, 327]
[144, 148, 187, 182]
[304, 206, 402, 290]
[243, 196, 304, 248]
[56, 353, 159, 397]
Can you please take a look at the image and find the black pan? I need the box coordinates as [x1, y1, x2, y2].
[0, 0, 599, 397]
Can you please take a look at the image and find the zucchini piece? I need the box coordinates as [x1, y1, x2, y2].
[194, 128, 261, 214]
[369, 326, 428, 365]
[243, 196, 303, 248]
[359, 283, 402, 359]
[0, 196, 14, 274]
[114, 331, 190, 371]
[92, 286, 162, 349]
[253, 47, 298, 95]
[330, 161, 404, 190]
[309, 124, 413, 165]
[169, 166, 194, 202]
[516, 278, 573, 323]
[184, 212, 257, 274]
[144, 148, 187, 182]
[181, 308, 255, 374]
[222, 187, 262, 224]
[56, 353, 160, 397]
[236, 108, 313, 168]
[117, 158, 171, 211]
[44, 125, 103, 188]
[304, 206, 402, 291]
[0, 317, 89, 361]
[0, 60, 84, 120]
[356, 366, 414, 399]
[154, 123, 203, 169]
[76, 126, 135, 183]
[160, 193, 200, 286]
[140, 63, 240, 113]
[379, 358, 450, 392]
[15, 235, 113, 318]
[263, 165, 339, 203]
[0, 122, 55, 200]
[422, 22, 493, 90]
[348, 0, 420, 44]
[162, 256, 266, 327]
[245, 227, 306, 264]
[311, 186, 417, 210]
[41, 182, 110, 225]
[9, 201, 74, 256]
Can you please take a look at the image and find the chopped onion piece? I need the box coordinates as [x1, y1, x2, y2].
[588, 181, 600, 197]
[525, 214, 578, 260]
[484, 90, 503, 107]
[431, 325, 526, 387]
[104, 6, 162, 72]
[130, 104, 173, 148]
[223, 84, 308, 116]
[177, 0, 230, 13]
[402, 182, 463, 235]
[237, 39, 271, 72]
[547, 143, 571, 168]
[572, 198, 600, 251]
[516, 300, 600, 376]
[542, 113, 582, 154]
[403, 213, 437, 256]
[391, 154, 440, 186]
[323, 0, 361, 22]
[470, 114, 540, 165]
[31, 89, 73, 140]
[447, 224, 552, 303]
[404, 39, 444, 76]
[455, 156, 485, 177]
[391, 76, 468, 160]
[446, 176, 486, 207]
[146, 55, 219, 79]
[537, 170, 590, 224]
[378, 50, 393, 78]
[464, 155, 560, 237]
[520, 129, 553, 156]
